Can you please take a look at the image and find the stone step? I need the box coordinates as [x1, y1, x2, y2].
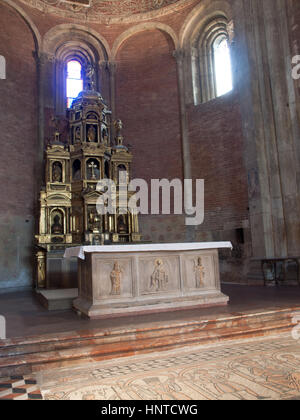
[36, 289, 78, 311]
[0, 306, 299, 378]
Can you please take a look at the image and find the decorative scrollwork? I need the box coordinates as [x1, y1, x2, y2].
[20, 0, 183, 19]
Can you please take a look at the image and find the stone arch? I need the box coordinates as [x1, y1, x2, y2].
[42, 24, 111, 114]
[180, 0, 233, 48]
[179, 0, 233, 104]
[112, 23, 179, 60]
[2, 0, 41, 53]
[43, 24, 111, 60]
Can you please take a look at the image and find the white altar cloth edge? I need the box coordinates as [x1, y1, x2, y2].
[64, 242, 233, 260]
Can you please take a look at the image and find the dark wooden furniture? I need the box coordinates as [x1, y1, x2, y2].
[253, 257, 300, 286]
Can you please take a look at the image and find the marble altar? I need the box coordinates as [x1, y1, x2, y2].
[64, 242, 232, 319]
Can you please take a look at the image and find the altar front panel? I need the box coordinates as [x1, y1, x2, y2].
[73, 247, 229, 319]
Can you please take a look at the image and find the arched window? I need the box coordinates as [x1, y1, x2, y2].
[213, 37, 233, 97]
[191, 16, 234, 104]
[66, 60, 83, 108]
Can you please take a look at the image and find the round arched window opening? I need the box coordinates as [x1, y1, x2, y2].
[213, 37, 233, 97]
[66, 60, 83, 108]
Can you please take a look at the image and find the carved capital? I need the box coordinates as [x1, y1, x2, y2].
[227, 20, 235, 44]
[191, 47, 199, 59]
[106, 61, 117, 75]
[173, 49, 186, 64]
[98, 60, 108, 71]
[34, 51, 55, 66]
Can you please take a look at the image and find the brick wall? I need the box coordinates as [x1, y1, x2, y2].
[0, 3, 37, 289]
[188, 92, 251, 282]
[115, 29, 187, 243]
[188, 92, 249, 232]
[0, 0, 253, 289]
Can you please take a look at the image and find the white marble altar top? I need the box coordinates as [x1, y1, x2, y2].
[64, 242, 233, 260]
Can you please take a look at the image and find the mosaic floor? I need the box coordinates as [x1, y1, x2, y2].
[30, 333, 300, 401]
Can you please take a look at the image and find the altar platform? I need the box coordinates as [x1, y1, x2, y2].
[0, 285, 300, 378]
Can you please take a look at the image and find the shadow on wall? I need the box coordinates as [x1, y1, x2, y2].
[0, 215, 34, 291]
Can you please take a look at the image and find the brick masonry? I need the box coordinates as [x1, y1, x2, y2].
[2, 0, 299, 289]
[0, 3, 37, 289]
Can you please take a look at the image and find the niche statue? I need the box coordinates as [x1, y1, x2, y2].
[51, 215, 63, 235]
[52, 162, 62, 183]
[87, 126, 97, 142]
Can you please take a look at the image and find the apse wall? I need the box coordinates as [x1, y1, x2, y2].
[0, 2, 38, 290]
[0, 0, 253, 290]
[115, 29, 186, 242]
[188, 93, 250, 282]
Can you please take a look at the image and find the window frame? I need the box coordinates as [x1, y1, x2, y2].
[212, 35, 233, 98]
[191, 16, 234, 105]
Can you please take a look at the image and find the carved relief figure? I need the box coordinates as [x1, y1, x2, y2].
[110, 262, 122, 296]
[150, 259, 168, 292]
[194, 257, 205, 288]
[52, 162, 62, 183]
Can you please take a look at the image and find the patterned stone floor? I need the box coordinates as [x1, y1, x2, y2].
[36, 333, 300, 400]
[0, 376, 42, 400]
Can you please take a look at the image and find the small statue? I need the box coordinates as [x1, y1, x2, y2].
[114, 119, 124, 145]
[88, 208, 101, 233]
[118, 215, 127, 234]
[150, 259, 168, 292]
[37, 254, 46, 288]
[87, 125, 97, 142]
[102, 128, 109, 145]
[85, 64, 95, 90]
[51, 215, 63, 235]
[93, 235, 103, 246]
[115, 119, 123, 133]
[110, 262, 123, 295]
[194, 257, 205, 288]
[52, 162, 62, 183]
[54, 131, 60, 143]
[75, 126, 81, 143]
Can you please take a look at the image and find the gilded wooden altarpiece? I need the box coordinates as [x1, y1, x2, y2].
[35, 77, 141, 289]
